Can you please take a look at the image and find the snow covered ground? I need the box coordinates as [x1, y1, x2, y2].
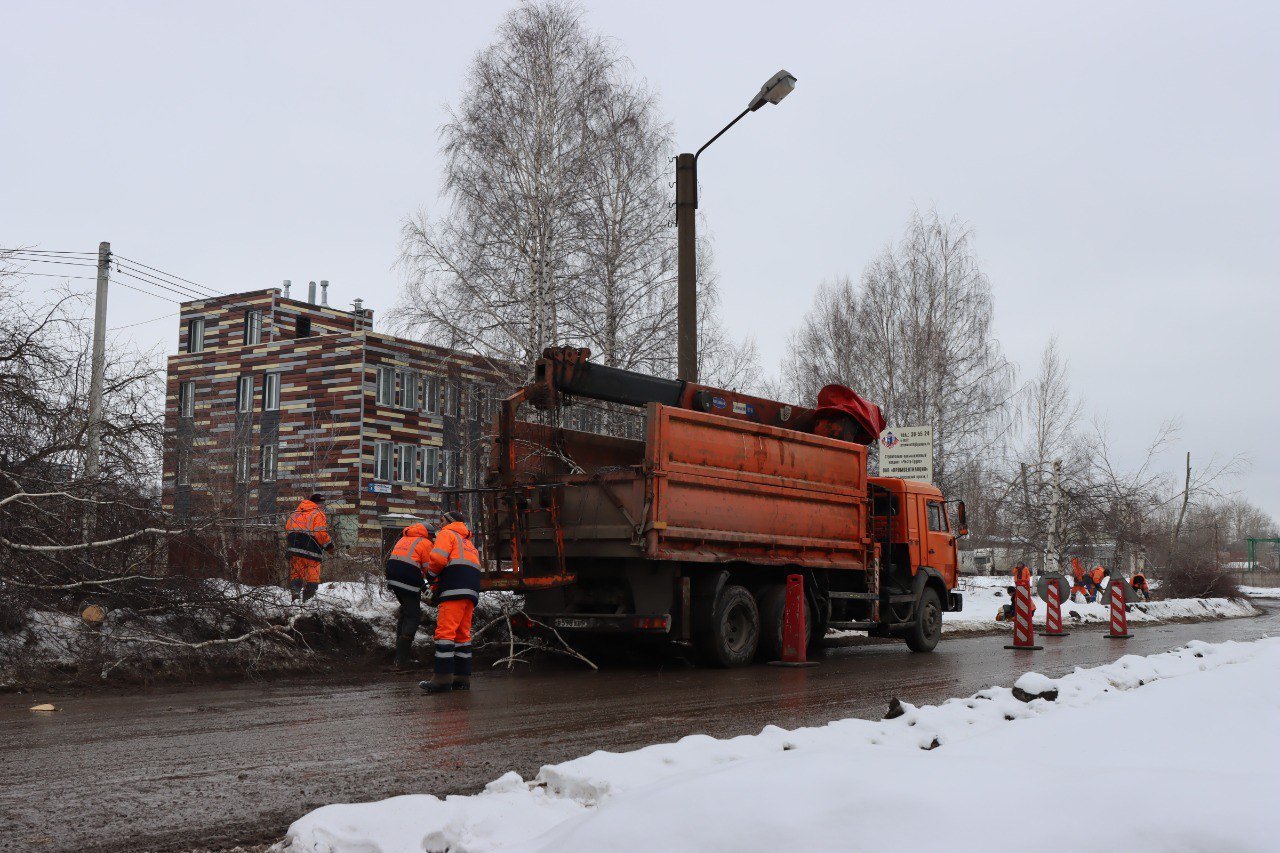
[942, 575, 1257, 633]
[278, 636, 1280, 853]
[1240, 585, 1280, 599]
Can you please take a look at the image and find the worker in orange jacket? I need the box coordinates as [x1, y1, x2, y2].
[421, 511, 483, 694]
[1131, 571, 1151, 602]
[285, 494, 332, 603]
[1070, 557, 1090, 603]
[1011, 561, 1032, 586]
[1087, 565, 1108, 603]
[385, 523, 434, 669]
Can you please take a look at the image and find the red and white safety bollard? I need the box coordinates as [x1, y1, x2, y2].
[1004, 583, 1043, 650]
[1044, 580, 1069, 637]
[1104, 581, 1133, 639]
[769, 574, 818, 667]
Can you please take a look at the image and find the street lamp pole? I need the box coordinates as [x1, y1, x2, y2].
[675, 70, 796, 383]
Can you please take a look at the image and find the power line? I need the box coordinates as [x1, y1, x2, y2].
[6, 270, 99, 282]
[113, 259, 220, 300]
[0, 247, 98, 258]
[113, 253, 225, 297]
[3, 254, 100, 269]
[109, 311, 177, 331]
[111, 278, 180, 303]
[112, 267, 212, 302]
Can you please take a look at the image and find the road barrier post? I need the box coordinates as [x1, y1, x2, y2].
[1044, 578, 1069, 637]
[1004, 583, 1043, 650]
[770, 573, 818, 667]
[1104, 580, 1133, 639]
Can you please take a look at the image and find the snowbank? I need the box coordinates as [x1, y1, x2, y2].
[278, 637, 1280, 853]
[1240, 585, 1280, 599]
[943, 575, 1257, 633]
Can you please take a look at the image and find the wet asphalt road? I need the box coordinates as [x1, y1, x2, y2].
[2, 605, 1276, 853]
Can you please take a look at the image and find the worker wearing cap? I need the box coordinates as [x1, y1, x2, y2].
[1012, 561, 1031, 587]
[1131, 571, 1151, 602]
[1088, 565, 1108, 603]
[284, 493, 333, 603]
[385, 523, 434, 669]
[420, 511, 483, 694]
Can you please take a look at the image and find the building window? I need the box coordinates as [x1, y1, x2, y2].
[374, 441, 392, 482]
[260, 443, 278, 482]
[443, 382, 460, 417]
[178, 380, 195, 418]
[244, 310, 262, 345]
[234, 444, 251, 483]
[421, 375, 440, 414]
[395, 369, 417, 410]
[416, 447, 438, 486]
[264, 373, 281, 411]
[236, 375, 254, 413]
[186, 318, 205, 353]
[375, 366, 394, 406]
[441, 449, 457, 487]
[296, 316, 311, 338]
[472, 385, 491, 421]
[394, 443, 416, 483]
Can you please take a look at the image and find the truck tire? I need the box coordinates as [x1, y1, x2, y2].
[904, 586, 942, 653]
[755, 583, 813, 661]
[695, 584, 760, 667]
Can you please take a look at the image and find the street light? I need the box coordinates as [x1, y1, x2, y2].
[676, 69, 796, 383]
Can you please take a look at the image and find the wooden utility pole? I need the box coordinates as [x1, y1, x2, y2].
[1045, 459, 1062, 575]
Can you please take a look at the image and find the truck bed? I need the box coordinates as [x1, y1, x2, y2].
[498, 403, 873, 575]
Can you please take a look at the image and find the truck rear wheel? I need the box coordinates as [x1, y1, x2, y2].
[904, 587, 942, 653]
[755, 583, 813, 661]
[695, 584, 760, 667]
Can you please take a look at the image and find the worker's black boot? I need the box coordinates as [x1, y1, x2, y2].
[419, 674, 453, 694]
[302, 582, 319, 603]
[289, 579, 303, 604]
[393, 635, 416, 670]
[452, 676, 471, 691]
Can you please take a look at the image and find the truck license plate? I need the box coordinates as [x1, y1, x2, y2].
[554, 618, 591, 629]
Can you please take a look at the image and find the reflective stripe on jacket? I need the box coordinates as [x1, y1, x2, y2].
[385, 523, 433, 593]
[285, 500, 331, 560]
[427, 521, 482, 603]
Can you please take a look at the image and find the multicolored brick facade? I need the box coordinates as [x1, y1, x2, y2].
[162, 288, 511, 577]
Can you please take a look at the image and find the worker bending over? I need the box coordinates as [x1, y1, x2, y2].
[421, 511, 483, 694]
[998, 586, 1037, 622]
[285, 494, 333, 603]
[1087, 565, 1109, 603]
[1070, 558, 1091, 603]
[385, 523, 434, 669]
[1131, 571, 1151, 602]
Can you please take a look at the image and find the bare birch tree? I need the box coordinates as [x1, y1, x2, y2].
[782, 209, 1015, 491]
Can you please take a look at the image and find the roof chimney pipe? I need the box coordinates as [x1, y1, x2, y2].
[282, 279, 291, 298]
[320, 280, 330, 307]
[307, 281, 317, 304]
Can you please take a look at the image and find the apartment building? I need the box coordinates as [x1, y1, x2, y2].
[161, 284, 511, 574]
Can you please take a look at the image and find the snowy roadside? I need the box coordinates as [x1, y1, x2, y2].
[936, 575, 1258, 634]
[278, 636, 1280, 853]
[1240, 585, 1280, 599]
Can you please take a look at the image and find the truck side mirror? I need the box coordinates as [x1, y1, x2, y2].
[957, 501, 969, 537]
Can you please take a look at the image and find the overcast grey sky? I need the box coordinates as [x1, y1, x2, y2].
[3, 1, 1277, 519]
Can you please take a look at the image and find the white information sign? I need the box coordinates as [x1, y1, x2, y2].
[878, 425, 934, 483]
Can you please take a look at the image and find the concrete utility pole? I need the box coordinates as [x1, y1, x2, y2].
[84, 241, 110, 482]
[675, 70, 796, 383]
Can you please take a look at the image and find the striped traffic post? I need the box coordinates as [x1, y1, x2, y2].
[1004, 583, 1042, 650]
[1104, 580, 1133, 639]
[1044, 578, 1069, 637]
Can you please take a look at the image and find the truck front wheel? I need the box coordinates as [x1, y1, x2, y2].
[695, 584, 760, 667]
[904, 587, 943, 653]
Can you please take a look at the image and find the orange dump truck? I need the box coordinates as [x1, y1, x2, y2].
[484, 348, 965, 667]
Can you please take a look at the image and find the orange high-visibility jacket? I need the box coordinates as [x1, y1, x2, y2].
[1012, 564, 1031, 585]
[285, 500, 331, 561]
[1090, 566, 1106, 585]
[428, 521, 482, 603]
[385, 523, 433, 593]
[1071, 557, 1085, 581]
[1131, 574, 1148, 590]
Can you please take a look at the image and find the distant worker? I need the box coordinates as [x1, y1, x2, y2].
[998, 585, 1037, 622]
[1131, 571, 1151, 602]
[284, 494, 333, 603]
[1070, 558, 1090, 603]
[385, 522, 434, 669]
[1012, 561, 1032, 586]
[1087, 565, 1108, 602]
[420, 511, 484, 694]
